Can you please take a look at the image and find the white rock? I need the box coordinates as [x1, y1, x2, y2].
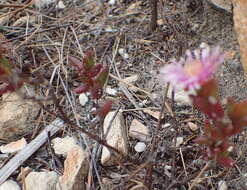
[57, 148, 89, 190]
[167, 87, 193, 105]
[134, 142, 146, 153]
[101, 111, 128, 166]
[164, 165, 172, 178]
[162, 123, 171, 128]
[188, 122, 198, 131]
[165, 165, 172, 170]
[129, 119, 150, 142]
[218, 180, 228, 190]
[122, 53, 129, 59]
[79, 93, 88, 106]
[0, 92, 38, 140]
[174, 90, 192, 105]
[118, 48, 129, 60]
[25, 171, 59, 190]
[104, 27, 117, 33]
[56, 1, 65, 9]
[106, 87, 117, 96]
[0, 180, 20, 190]
[52, 136, 80, 156]
[175, 137, 183, 147]
[118, 48, 125, 55]
[108, 0, 116, 5]
[0, 138, 27, 153]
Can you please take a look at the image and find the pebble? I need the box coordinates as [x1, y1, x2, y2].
[162, 123, 171, 128]
[52, 136, 80, 156]
[0, 180, 20, 190]
[106, 87, 117, 96]
[175, 137, 184, 147]
[25, 171, 59, 190]
[218, 180, 228, 190]
[134, 142, 146, 153]
[188, 122, 198, 131]
[101, 111, 128, 166]
[129, 119, 150, 142]
[0, 138, 27, 154]
[57, 148, 89, 190]
[56, 1, 65, 9]
[79, 93, 88, 106]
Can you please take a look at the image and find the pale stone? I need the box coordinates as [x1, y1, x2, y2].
[118, 48, 129, 59]
[79, 93, 88, 106]
[233, 0, 247, 75]
[129, 119, 150, 142]
[218, 180, 228, 190]
[56, 1, 65, 9]
[174, 90, 192, 105]
[0, 93, 38, 140]
[57, 148, 89, 190]
[108, 0, 116, 5]
[134, 142, 146, 153]
[0, 138, 27, 154]
[157, 19, 165, 25]
[25, 171, 59, 190]
[175, 137, 183, 147]
[52, 136, 80, 156]
[188, 122, 198, 132]
[106, 87, 117, 96]
[162, 123, 171, 128]
[164, 165, 172, 178]
[104, 27, 117, 33]
[0, 180, 20, 190]
[167, 87, 193, 105]
[101, 111, 128, 166]
[118, 48, 125, 55]
[122, 53, 129, 59]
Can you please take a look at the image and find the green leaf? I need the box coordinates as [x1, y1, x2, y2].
[0, 56, 12, 75]
[83, 51, 95, 70]
[95, 66, 109, 87]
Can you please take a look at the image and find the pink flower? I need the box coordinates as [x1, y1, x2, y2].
[160, 45, 225, 91]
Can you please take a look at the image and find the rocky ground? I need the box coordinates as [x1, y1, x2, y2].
[1, 0, 247, 189]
